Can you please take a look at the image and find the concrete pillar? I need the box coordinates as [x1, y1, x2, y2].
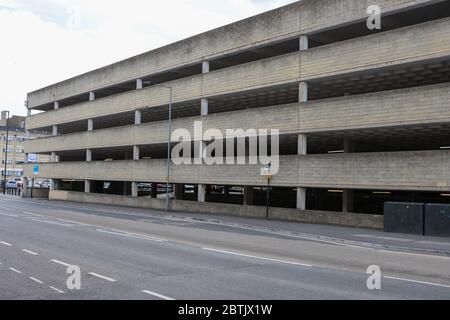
[244, 186, 254, 206]
[343, 189, 355, 213]
[198, 184, 206, 203]
[297, 187, 306, 211]
[85, 180, 91, 193]
[52, 125, 58, 136]
[151, 183, 158, 199]
[26, 130, 30, 139]
[133, 145, 140, 160]
[202, 60, 210, 73]
[51, 152, 57, 163]
[27, 109, 31, 117]
[136, 79, 143, 90]
[298, 134, 307, 156]
[86, 149, 92, 162]
[201, 98, 209, 116]
[299, 81, 308, 103]
[344, 140, 355, 153]
[342, 140, 355, 213]
[22, 177, 28, 197]
[224, 186, 230, 196]
[132, 182, 138, 197]
[54, 101, 59, 110]
[174, 184, 184, 200]
[24, 153, 29, 164]
[89, 91, 95, 101]
[87, 119, 94, 132]
[135, 110, 142, 125]
[299, 35, 309, 51]
[50, 179, 59, 191]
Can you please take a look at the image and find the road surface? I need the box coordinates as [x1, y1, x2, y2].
[0, 196, 449, 300]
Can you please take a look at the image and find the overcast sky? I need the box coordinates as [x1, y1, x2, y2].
[0, 0, 297, 116]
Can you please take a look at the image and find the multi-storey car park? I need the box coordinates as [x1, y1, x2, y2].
[23, 0, 450, 228]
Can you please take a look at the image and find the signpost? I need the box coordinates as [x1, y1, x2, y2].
[261, 163, 273, 220]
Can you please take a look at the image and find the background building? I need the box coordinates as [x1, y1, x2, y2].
[0, 111, 48, 181]
[22, 0, 450, 227]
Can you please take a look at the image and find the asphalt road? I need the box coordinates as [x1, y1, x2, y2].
[0, 196, 449, 300]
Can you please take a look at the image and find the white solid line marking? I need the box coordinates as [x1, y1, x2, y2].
[29, 277, 44, 284]
[22, 249, 38, 256]
[142, 290, 175, 300]
[202, 248, 313, 267]
[0, 241, 12, 246]
[9, 267, 22, 274]
[30, 218, 74, 227]
[51, 259, 72, 267]
[49, 286, 65, 294]
[96, 229, 166, 242]
[0, 213, 18, 218]
[88, 272, 117, 282]
[385, 276, 450, 289]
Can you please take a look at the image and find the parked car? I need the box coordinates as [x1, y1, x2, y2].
[5, 180, 17, 188]
[13, 177, 23, 188]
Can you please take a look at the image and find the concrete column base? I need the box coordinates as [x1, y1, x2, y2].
[174, 184, 184, 200]
[244, 186, 254, 206]
[198, 184, 206, 203]
[85, 180, 91, 193]
[131, 182, 138, 197]
[297, 187, 306, 211]
[343, 189, 355, 213]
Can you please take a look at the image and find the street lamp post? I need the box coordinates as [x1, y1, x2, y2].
[145, 82, 173, 212]
[3, 111, 10, 195]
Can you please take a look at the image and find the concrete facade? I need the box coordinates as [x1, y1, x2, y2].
[23, 0, 450, 222]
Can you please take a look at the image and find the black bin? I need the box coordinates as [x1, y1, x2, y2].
[384, 202, 424, 235]
[425, 204, 450, 237]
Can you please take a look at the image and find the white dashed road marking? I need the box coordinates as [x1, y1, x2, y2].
[0, 241, 12, 246]
[88, 272, 117, 282]
[51, 259, 72, 267]
[96, 229, 166, 242]
[29, 277, 44, 284]
[9, 267, 22, 274]
[49, 286, 65, 294]
[142, 290, 175, 300]
[22, 249, 38, 256]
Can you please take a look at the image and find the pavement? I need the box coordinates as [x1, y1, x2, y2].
[0, 195, 449, 300]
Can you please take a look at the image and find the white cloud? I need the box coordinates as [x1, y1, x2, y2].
[0, 0, 296, 116]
